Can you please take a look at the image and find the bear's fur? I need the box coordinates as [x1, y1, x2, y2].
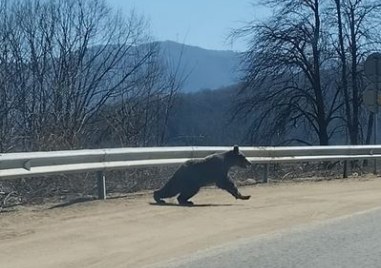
[153, 145, 251, 205]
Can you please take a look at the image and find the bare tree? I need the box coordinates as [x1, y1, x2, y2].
[2, 0, 157, 150]
[232, 0, 381, 145]
[95, 42, 185, 147]
[0, 0, 19, 152]
[329, 0, 381, 145]
[232, 0, 338, 145]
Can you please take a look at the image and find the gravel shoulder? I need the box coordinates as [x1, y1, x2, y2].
[1, 177, 381, 268]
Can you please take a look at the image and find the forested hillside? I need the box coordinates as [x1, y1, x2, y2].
[1, 0, 381, 153]
[166, 85, 250, 146]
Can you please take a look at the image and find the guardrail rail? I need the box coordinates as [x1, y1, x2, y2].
[1, 145, 380, 199]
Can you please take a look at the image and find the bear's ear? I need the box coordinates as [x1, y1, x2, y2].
[233, 145, 239, 154]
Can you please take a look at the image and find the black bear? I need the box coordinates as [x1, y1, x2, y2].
[153, 145, 251, 205]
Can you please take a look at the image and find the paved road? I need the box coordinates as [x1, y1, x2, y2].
[160, 208, 381, 268]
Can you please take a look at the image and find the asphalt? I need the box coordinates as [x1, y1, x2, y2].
[158, 207, 381, 268]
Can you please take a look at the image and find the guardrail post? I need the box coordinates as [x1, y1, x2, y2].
[343, 161, 348, 178]
[374, 112, 378, 175]
[263, 163, 269, 183]
[374, 160, 377, 175]
[96, 171, 106, 200]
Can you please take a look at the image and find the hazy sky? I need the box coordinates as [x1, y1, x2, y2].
[105, 0, 270, 51]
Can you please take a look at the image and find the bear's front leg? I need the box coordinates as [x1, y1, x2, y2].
[216, 177, 251, 200]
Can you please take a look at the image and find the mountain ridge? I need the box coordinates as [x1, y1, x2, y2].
[156, 40, 242, 92]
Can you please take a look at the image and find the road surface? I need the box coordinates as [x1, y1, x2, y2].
[157, 207, 381, 268]
[1, 177, 381, 268]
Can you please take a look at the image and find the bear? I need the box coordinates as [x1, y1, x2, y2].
[153, 145, 251, 205]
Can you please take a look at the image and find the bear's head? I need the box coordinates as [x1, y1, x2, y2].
[229, 145, 251, 168]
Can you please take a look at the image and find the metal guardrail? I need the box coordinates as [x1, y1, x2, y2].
[1, 145, 380, 199]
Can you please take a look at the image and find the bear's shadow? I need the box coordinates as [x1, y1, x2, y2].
[148, 202, 237, 207]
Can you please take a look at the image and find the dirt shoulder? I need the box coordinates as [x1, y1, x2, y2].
[1, 177, 381, 268]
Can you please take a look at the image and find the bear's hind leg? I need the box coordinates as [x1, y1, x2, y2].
[153, 190, 166, 204]
[177, 186, 200, 206]
[153, 181, 180, 204]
